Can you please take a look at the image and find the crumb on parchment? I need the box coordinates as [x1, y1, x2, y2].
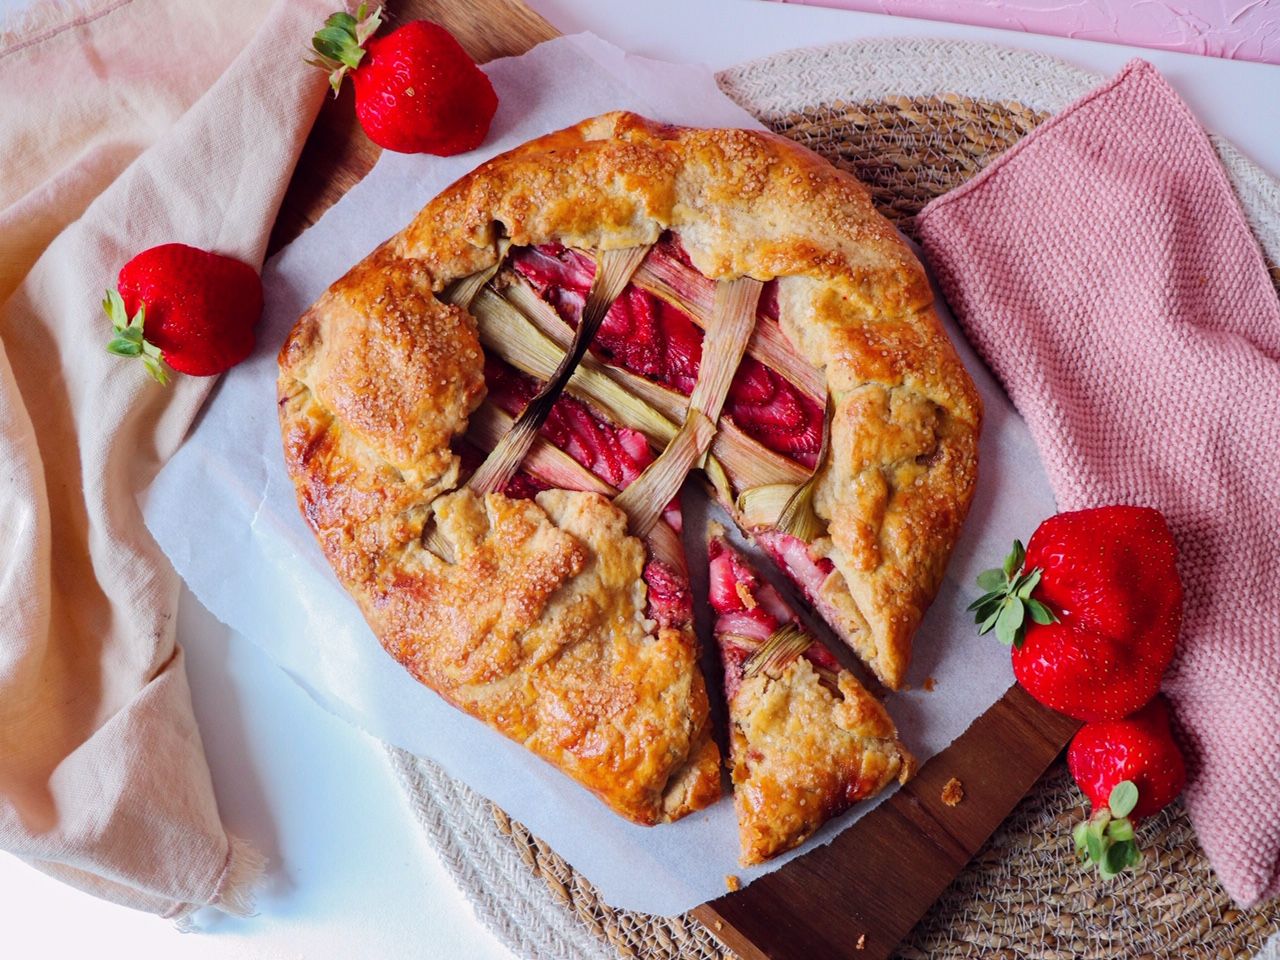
[923, 676, 937, 692]
[856, 933, 866, 950]
[725, 874, 741, 892]
[941, 777, 964, 807]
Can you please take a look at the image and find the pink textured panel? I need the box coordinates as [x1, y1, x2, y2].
[774, 0, 1280, 65]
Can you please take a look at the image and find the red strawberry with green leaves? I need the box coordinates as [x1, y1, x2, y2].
[1066, 697, 1187, 879]
[969, 506, 1182, 721]
[105, 243, 263, 384]
[308, 5, 498, 156]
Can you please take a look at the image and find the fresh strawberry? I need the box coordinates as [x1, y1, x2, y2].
[309, 6, 497, 156]
[105, 243, 262, 384]
[970, 506, 1182, 721]
[1069, 698, 1187, 820]
[1066, 697, 1187, 879]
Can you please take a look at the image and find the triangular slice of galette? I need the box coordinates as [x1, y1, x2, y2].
[707, 525, 913, 865]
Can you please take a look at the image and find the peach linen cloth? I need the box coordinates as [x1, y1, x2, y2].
[0, 0, 327, 920]
[917, 59, 1280, 908]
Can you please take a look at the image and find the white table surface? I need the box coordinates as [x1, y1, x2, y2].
[3, 2, 1277, 959]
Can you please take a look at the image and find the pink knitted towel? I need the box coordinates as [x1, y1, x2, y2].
[917, 59, 1280, 908]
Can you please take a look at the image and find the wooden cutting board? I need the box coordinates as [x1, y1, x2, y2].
[272, 3, 1080, 957]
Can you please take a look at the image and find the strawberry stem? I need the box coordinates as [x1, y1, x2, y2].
[1073, 779, 1144, 880]
[306, 4, 383, 95]
[968, 538, 1057, 647]
[103, 289, 169, 385]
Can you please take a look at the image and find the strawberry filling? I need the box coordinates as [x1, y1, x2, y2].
[754, 530, 835, 607]
[511, 242, 823, 467]
[759, 278, 780, 320]
[641, 556, 693, 629]
[454, 442, 548, 501]
[707, 536, 840, 699]
[478, 355, 689, 627]
[483, 357, 653, 489]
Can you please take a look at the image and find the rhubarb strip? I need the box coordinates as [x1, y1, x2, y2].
[442, 238, 511, 309]
[773, 390, 835, 542]
[615, 277, 762, 538]
[742, 622, 816, 683]
[466, 402, 613, 497]
[472, 287, 680, 450]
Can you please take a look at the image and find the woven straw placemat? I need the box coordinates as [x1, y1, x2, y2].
[389, 39, 1280, 960]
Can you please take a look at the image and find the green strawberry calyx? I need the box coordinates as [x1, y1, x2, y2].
[967, 538, 1058, 647]
[1072, 780, 1144, 880]
[306, 4, 383, 96]
[104, 289, 169, 386]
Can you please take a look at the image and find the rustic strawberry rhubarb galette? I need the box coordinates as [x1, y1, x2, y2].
[277, 112, 980, 842]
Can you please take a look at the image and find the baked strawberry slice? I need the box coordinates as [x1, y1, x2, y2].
[482, 357, 657, 492]
[707, 526, 912, 865]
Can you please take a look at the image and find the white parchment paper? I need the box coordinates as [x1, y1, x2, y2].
[143, 33, 1056, 915]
